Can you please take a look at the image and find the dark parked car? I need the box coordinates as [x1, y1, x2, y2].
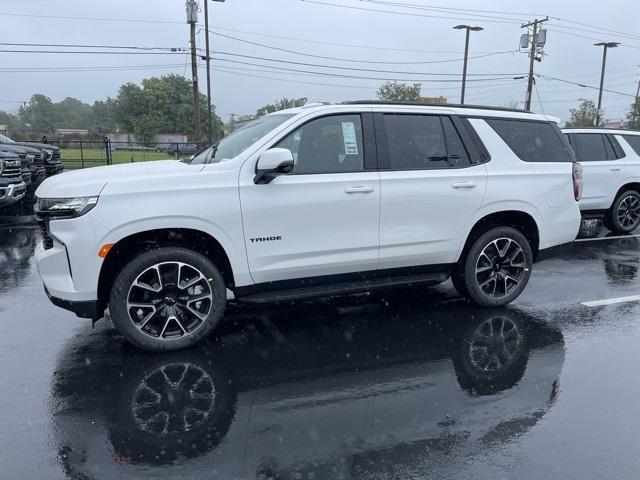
[0, 150, 26, 210]
[0, 144, 46, 197]
[167, 143, 198, 157]
[0, 133, 63, 177]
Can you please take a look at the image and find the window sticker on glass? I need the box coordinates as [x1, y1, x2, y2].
[341, 122, 359, 155]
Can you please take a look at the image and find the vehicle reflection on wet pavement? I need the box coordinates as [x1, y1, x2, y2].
[2, 225, 640, 479]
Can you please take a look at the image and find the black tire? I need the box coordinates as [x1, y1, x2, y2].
[606, 189, 640, 234]
[459, 226, 533, 307]
[109, 247, 226, 352]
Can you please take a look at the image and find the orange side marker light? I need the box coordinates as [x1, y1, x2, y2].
[98, 243, 114, 258]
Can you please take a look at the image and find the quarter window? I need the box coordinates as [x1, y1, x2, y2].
[382, 114, 471, 170]
[622, 135, 640, 156]
[276, 115, 364, 174]
[488, 119, 572, 162]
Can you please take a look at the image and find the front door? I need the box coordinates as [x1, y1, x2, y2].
[239, 113, 380, 285]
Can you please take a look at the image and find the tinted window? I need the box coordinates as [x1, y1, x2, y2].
[277, 115, 364, 174]
[488, 119, 572, 162]
[571, 133, 608, 162]
[383, 114, 471, 169]
[623, 135, 640, 156]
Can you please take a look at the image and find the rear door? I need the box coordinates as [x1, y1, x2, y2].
[568, 133, 623, 210]
[376, 113, 487, 269]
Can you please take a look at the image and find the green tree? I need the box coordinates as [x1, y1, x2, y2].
[376, 81, 422, 101]
[565, 99, 600, 127]
[90, 98, 117, 133]
[18, 94, 58, 133]
[626, 97, 640, 130]
[255, 97, 307, 117]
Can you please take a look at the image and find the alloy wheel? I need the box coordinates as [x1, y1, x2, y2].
[616, 195, 640, 229]
[126, 262, 213, 341]
[475, 237, 526, 298]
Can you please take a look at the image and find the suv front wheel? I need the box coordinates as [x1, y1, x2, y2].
[109, 247, 227, 352]
[453, 227, 533, 307]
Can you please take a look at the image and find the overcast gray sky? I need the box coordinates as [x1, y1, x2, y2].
[1, 0, 639, 123]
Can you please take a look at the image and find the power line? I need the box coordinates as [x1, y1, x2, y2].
[535, 74, 636, 97]
[213, 26, 497, 54]
[0, 49, 188, 55]
[0, 11, 184, 24]
[211, 51, 525, 77]
[300, 0, 523, 24]
[361, 1, 530, 23]
[204, 29, 518, 65]
[0, 42, 186, 51]
[213, 57, 522, 82]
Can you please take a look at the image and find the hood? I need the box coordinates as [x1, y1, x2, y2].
[0, 144, 30, 155]
[35, 159, 202, 198]
[17, 142, 59, 152]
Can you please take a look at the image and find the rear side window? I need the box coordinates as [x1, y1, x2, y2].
[487, 119, 572, 162]
[623, 135, 640, 156]
[381, 114, 472, 170]
[571, 133, 608, 162]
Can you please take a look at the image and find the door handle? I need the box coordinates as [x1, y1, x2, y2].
[451, 181, 477, 189]
[344, 185, 374, 194]
[610, 167, 622, 171]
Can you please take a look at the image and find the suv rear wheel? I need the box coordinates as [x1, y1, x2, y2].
[606, 189, 640, 234]
[453, 226, 533, 307]
[109, 247, 226, 352]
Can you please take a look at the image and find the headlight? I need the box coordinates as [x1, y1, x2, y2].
[34, 196, 98, 219]
[26, 153, 35, 161]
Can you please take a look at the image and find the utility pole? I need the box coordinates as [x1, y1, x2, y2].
[453, 25, 483, 105]
[594, 42, 620, 126]
[203, 0, 226, 145]
[186, 0, 201, 147]
[521, 17, 548, 111]
[632, 76, 640, 127]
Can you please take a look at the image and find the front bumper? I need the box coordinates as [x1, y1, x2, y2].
[0, 181, 26, 206]
[44, 285, 100, 320]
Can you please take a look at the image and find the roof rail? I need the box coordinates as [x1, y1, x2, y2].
[562, 126, 640, 133]
[342, 100, 532, 114]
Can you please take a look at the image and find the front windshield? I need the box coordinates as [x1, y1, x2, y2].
[0, 133, 15, 144]
[185, 113, 295, 165]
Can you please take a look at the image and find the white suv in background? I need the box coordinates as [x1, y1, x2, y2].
[563, 128, 640, 234]
[34, 102, 581, 351]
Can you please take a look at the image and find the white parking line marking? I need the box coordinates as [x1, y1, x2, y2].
[581, 295, 640, 307]
[575, 233, 640, 243]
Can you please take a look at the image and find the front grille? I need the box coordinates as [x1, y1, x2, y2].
[1, 163, 22, 180]
[39, 221, 54, 250]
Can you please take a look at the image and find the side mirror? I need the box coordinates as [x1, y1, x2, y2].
[254, 148, 294, 184]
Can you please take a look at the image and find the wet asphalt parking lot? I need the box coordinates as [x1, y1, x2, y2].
[2, 222, 640, 479]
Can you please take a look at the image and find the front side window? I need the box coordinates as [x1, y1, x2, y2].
[382, 114, 470, 170]
[276, 114, 364, 174]
[571, 133, 608, 162]
[488, 119, 572, 162]
[622, 135, 640, 156]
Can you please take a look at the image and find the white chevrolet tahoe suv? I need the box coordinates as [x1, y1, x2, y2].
[35, 102, 581, 351]
[562, 128, 640, 234]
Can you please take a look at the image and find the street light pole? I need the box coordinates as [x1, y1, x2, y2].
[203, 0, 226, 145]
[594, 41, 620, 126]
[453, 25, 483, 105]
[186, 1, 201, 147]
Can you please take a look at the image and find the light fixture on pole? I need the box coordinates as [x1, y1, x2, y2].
[453, 25, 483, 105]
[594, 41, 620, 126]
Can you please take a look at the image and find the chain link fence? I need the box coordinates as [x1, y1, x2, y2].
[46, 138, 202, 169]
